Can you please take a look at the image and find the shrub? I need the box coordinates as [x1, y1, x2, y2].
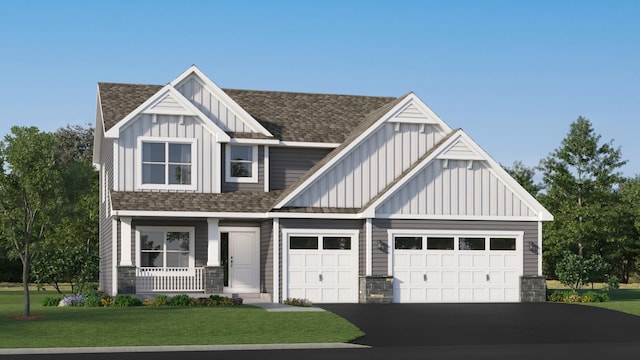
[60, 294, 86, 307]
[283, 298, 313, 307]
[207, 295, 234, 306]
[547, 290, 569, 302]
[143, 298, 155, 306]
[114, 294, 142, 307]
[100, 295, 114, 307]
[190, 297, 208, 306]
[582, 291, 609, 303]
[84, 295, 102, 307]
[170, 294, 191, 306]
[153, 294, 170, 306]
[42, 296, 63, 307]
[566, 294, 582, 303]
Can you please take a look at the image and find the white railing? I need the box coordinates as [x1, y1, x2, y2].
[136, 267, 204, 292]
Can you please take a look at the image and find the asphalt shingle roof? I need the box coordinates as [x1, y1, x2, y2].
[111, 191, 282, 213]
[98, 83, 397, 143]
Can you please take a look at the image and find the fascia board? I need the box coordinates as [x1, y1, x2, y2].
[171, 66, 274, 137]
[112, 210, 267, 218]
[273, 94, 421, 209]
[93, 87, 105, 165]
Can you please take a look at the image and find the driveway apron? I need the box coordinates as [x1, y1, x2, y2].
[319, 303, 640, 347]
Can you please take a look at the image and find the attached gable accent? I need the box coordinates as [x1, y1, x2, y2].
[171, 65, 273, 137]
[274, 93, 451, 209]
[389, 100, 442, 124]
[104, 85, 230, 142]
[363, 131, 553, 221]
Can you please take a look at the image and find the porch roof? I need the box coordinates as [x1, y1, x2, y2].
[110, 190, 282, 213]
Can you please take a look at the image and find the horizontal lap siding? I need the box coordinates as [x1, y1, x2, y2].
[260, 220, 273, 294]
[99, 135, 114, 293]
[269, 147, 332, 190]
[221, 146, 265, 192]
[371, 219, 539, 276]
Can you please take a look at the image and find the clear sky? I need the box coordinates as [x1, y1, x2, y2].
[0, 0, 638, 176]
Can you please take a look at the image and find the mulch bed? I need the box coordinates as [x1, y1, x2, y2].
[7, 314, 44, 320]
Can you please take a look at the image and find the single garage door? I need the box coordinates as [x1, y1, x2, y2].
[286, 231, 358, 303]
[392, 231, 523, 303]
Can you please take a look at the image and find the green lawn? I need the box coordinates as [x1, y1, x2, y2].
[547, 281, 640, 316]
[0, 291, 363, 348]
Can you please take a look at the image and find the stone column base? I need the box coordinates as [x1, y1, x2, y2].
[204, 266, 224, 294]
[117, 266, 137, 294]
[521, 276, 546, 302]
[359, 276, 394, 304]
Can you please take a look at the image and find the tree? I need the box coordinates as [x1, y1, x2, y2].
[555, 252, 610, 292]
[611, 176, 640, 282]
[538, 117, 627, 277]
[31, 245, 99, 294]
[0, 127, 65, 316]
[503, 161, 542, 197]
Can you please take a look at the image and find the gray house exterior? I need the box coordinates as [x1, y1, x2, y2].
[93, 66, 552, 304]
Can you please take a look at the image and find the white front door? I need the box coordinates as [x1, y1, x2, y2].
[222, 228, 260, 293]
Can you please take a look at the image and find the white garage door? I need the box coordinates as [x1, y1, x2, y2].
[286, 231, 358, 303]
[392, 231, 523, 303]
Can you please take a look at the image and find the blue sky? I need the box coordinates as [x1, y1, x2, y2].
[1, 0, 638, 176]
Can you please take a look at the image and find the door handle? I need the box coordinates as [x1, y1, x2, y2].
[486, 274, 490, 281]
[423, 274, 427, 282]
[319, 274, 323, 282]
[230, 256, 233, 268]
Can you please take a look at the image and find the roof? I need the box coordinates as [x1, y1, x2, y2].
[111, 191, 282, 213]
[98, 83, 397, 143]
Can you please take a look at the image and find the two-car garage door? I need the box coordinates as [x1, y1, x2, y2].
[392, 231, 523, 303]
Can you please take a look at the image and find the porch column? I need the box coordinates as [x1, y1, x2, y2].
[120, 217, 132, 266]
[207, 218, 220, 266]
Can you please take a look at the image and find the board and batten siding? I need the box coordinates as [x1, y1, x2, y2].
[221, 146, 265, 192]
[176, 76, 255, 134]
[287, 123, 447, 208]
[116, 114, 220, 192]
[269, 147, 332, 190]
[371, 219, 539, 277]
[376, 160, 537, 218]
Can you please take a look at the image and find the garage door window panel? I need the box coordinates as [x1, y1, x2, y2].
[427, 237, 454, 250]
[490, 238, 516, 251]
[395, 237, 423, 250]
[290, 236, 319, 249]
[323, 237, 351, 250]
[459, 237, 486, 251]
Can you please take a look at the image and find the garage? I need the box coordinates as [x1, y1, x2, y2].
[391, 230, 523, 303]
[284, 230, 359, 303]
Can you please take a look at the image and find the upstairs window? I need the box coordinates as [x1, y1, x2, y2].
[225, 145, 258, 183]
[138, 137, 197, 190]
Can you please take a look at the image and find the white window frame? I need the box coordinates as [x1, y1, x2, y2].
[136, 226, 195, 268]
[225, 144, 258, 183]
[137, 136, 198, 191]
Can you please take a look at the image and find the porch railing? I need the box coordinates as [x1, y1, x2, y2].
[136, 267, 204, 292]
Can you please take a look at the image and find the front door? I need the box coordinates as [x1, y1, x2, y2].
[221, 228, 260, 293]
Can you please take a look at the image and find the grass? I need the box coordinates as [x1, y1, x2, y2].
[0, 289, 363, 348]
[547, 280, 640, 316]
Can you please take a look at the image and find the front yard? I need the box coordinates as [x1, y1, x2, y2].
[0, 290, 363, 348]
[546, 280, 640, 316]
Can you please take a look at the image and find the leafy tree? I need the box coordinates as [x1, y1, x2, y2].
[611, 176, 640, 282]
[538, 117, 627, 277]
[0, 127, 65, 316]
[31, 245, 99, 294]
[555, 252, 611, 292]
[503, 161, 542, 197]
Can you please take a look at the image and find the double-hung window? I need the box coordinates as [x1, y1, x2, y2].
[225, 144, 258, 183]
[137, 227, 194, 268]
[138, 137, 197, 190]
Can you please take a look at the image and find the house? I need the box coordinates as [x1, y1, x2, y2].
[93, 65, 553, 304]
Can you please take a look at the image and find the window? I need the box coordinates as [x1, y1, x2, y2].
[459, 237, 486, 251]
[395, 237, 423, 250]
[138, 137, 197, 190]
[138, 227, 194, 268]
[225, 145, 258, 183]
[290, 236, 319, 249]
[427, 237, 455, 250]
[490, 238, 516, 251]
[323, 237, 351, 250]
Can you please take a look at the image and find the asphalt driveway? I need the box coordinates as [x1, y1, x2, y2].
[319, 303, 640, 347]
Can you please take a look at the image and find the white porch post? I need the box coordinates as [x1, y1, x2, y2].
[272, 218, 280, 303]
[120, 217, 132, 266]
[366, 218, 372, 276]
[207, 218, 220, 266]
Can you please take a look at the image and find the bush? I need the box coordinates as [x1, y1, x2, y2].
[582, 291, 609, 303]
[42, 296, 63, 307]
[547, 290, 569, 302]
[170, 294, 191, 306]
[283, 298, 313, 307]
[153, 295, 170, 306]
[100, 295, 114, 307]
[84, 295, 102, 307]
[60, 294, 86, 307]
[207, 295, 234, 306]
[114, 294, 142, 307]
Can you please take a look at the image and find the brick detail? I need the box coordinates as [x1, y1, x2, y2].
[204, 266, 224, 293]
[117, 266, 137, 294]
[359, 276, 394, 304]
[520, 276, 546, 302]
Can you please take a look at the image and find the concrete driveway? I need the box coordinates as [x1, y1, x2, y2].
[319, 303, 640, 347]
